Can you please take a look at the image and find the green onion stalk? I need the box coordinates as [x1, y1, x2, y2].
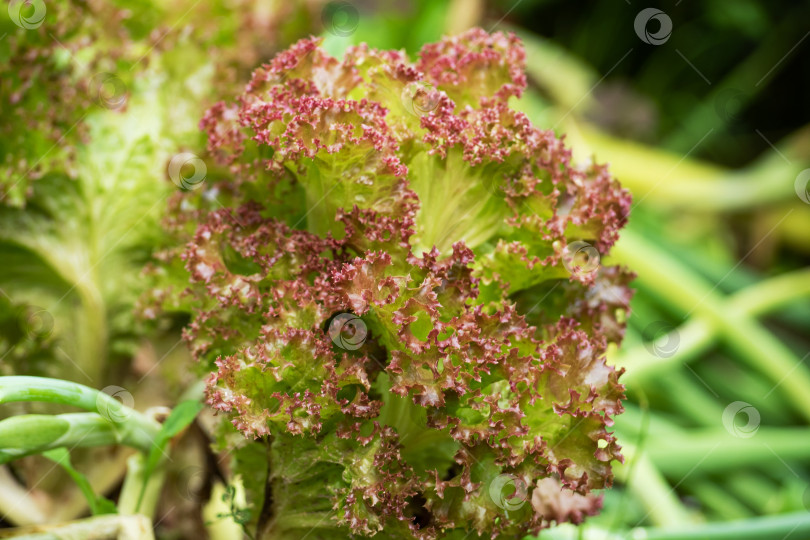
[0, 376, 161, 464]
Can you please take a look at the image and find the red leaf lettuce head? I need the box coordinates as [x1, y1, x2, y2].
[147, 28, 634, 540]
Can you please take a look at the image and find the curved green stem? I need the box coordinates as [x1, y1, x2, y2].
[542, 513, 810, 540]
[0, 376, 159, 431]
[724, 474, 776, 515]
[0, 376, 161, 466]
[642, 512, 810, 540]
[0, 413, 155, 465]
[615, 444, 693, 528]
[643, 427, 810, 477]
[0, 375, 112, 411]
[687, 477, 751, 521]
[619, 268, 810, 384]
[567, 121, 810, 211]
[729, 268, 810, 313]
[611, 230, 810, 421]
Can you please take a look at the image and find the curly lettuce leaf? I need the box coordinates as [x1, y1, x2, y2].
[153, 29, 634, 539]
